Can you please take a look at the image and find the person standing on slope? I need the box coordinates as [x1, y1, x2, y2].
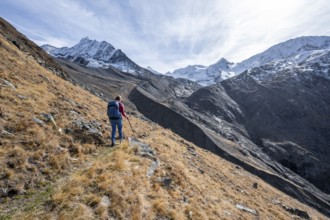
[107, 95, 128, 146]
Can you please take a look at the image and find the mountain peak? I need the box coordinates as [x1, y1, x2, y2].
[42, 37, 141, 74]
[169, 36, 330, 85]
[215, 57, 229, 64]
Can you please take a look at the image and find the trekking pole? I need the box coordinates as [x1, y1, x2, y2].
[127, 117, 135, 134]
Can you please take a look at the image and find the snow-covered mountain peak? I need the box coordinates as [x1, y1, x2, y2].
[237, 36, 330, 69]
[41, 44, 58, 54]
[41, 37, 141, 74]
[79, 36, 90, 42]
[169, 36, 330, 86]
[215, 57, 230, 65]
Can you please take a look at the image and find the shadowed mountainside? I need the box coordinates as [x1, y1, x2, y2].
[186, 70, 330, 195]
[129, 86, 330, 216]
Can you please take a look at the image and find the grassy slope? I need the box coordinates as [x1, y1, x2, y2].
[0, 34, 327, 220]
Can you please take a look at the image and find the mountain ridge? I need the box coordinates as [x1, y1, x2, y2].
[41, 37, 143, 74]
[168, 36, 330, 85]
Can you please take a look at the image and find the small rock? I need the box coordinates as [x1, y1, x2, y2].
[33, 117, 44, 126]
[271, 199, 281, 204]
[252, 182, 258, 189]
[40, 113, 53, 122]
[187, 146, 195, 151]
[71, 118, 104, 144]
[77, 104, 87, 109]
[41, 113, 57, 128]
[99, 196, 111, 207]
[64, 98, 77, 106]
[64, 128, 73, 134]
[198, 168, 205, 174]
[236, 204, 258, 215]
[38, 74, 51, 83]
[187, 146, 197, 156]
[129, 137, 156, 159]
[159, 177, 172, 188]
[1, 79, 15, 90]
[282, 205, 310, 220]
[147, 159, 160, 177]
[17, 94, 28, 100]
[224, 210, 231, 216]
[1, 129, 14, 137]
[70, 110, 79, 116]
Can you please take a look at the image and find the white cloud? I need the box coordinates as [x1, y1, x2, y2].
[1, 0, 329, 73]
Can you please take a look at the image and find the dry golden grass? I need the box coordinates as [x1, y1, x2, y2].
[0, 34, 328, 220]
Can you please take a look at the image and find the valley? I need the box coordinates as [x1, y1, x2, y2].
[1, 16, 330, 219]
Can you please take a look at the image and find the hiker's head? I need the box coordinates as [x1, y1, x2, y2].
[115, 95, 122, 101]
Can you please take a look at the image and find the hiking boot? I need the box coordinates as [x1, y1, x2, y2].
[111, 142, 119, 147]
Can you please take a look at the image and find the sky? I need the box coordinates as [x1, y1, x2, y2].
[1, 0, 330, 73]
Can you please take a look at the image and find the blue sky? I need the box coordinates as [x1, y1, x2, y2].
[1, 0, 330, 73]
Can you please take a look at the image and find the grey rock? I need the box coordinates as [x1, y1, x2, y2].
[1, 79, 15, 90]
[40, 113, 57, 128]
[282, 205, 310, 220]
[1, 129, 14, 137]
[69, 110, 79, 116]
[17, 94, 28, 100]
[33, 117, 44, 126]
[99, 196, 111, 207]
[235, 204, 258, 215]
[40, 113, 54, 122]
[129, 137, 156, 160]
[63, 128, 73, 134]
[197, 168, 205, 174]
[147, 159, 160, 178]
[187, 146, 197, 156]
[71, 118, 104, 144]
[128, 138, 160, 177]
[159, 177, 172, 188]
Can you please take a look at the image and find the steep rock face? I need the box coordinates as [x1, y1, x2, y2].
[186, 85, 244, 124]
[42, 37, 142, 74]
[187, 68, 330, 194]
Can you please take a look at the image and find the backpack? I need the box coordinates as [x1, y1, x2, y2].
[107, 101, 121, 120]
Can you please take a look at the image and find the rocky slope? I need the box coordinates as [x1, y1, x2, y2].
[5, 17, 330, 219]
[168, 36, 330, 85]
[186, 60, 330, 195]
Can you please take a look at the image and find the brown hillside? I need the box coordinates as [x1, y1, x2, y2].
[0, 19, 328, 219]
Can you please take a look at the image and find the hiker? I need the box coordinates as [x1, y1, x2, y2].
[107, 95, 128, 146]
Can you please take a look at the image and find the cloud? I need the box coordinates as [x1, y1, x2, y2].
[1, 0, 329, 73]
